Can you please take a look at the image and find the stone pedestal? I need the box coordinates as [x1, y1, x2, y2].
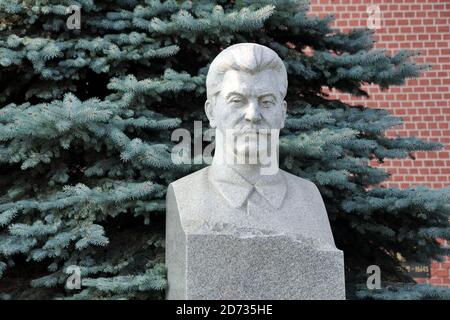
[165, 43, 346, 300]
[165, 185, 346, 300]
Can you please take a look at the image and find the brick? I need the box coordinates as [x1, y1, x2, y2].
[308, 0, 450, 274]
[430, 278, 444, 285]
[432, 269, 450, 277]
[414, 278, 427, 284]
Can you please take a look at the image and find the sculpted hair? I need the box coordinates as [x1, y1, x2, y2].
[206, 43, 288, 101]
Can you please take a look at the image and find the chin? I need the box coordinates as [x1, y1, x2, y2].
[233, 143, 266, 165]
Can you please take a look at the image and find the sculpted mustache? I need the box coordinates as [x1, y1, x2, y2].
[233, 128, 270, 135]
[231, 127, 271, 135]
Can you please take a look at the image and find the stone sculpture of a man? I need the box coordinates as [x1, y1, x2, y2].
[166, 43, 345, 300]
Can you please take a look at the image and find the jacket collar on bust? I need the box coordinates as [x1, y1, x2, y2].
[208, 164, 287, 209]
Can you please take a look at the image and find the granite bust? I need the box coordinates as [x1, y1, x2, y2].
[165, 43, 345, 300]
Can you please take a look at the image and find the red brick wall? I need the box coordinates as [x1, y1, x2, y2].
[308, 0, 450, 286]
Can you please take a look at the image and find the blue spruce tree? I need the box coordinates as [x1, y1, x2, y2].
[0, 0, 449, 299]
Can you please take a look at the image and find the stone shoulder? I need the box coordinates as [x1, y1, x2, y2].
[169, 167, 209, 191]
[280, 169, 322, 196]
[168, 167, 210, 207]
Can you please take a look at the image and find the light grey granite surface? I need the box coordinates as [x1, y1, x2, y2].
[165, 43, 345, 300]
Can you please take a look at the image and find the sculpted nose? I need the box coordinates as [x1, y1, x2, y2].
[244, 102, 261, 123]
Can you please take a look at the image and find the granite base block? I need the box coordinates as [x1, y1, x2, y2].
[166, 231, 345, 300]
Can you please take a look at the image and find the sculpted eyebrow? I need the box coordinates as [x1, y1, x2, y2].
[225, 92, 245, 100]
[259, 93, 277, 100]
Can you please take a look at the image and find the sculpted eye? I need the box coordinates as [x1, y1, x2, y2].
[261, 99, 275, 107]
[228, 96, 244, 105]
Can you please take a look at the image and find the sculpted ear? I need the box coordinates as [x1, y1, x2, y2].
[205, 100, 216, 128]
[281, 100, 287, 129]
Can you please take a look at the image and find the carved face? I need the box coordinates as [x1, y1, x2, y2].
[205, 69, 287, 162]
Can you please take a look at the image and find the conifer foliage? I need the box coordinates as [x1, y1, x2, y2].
[0, 0, 449, 299]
